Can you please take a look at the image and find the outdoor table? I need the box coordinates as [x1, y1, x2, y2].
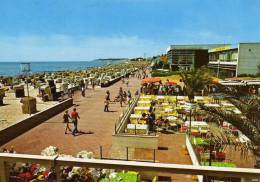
[169, 122, 177, 127]
[204, 103, 220, 107]
[161, 104, 173, 109]
[127, 124, 148, 134]
[177, 96, 185, 100]
[140, 95, 153, 101]
[156, 95, 165, 99]
[164, 108, 173, 112]
[194, 96, 204, 100]
[194, 96, 205, 103]
[138, 100, 151, 104]
[221, 103, 234, 107]
[134, 107, 150, 114]
[162, 102, 170, 106]
[185, 121, 209, 134]
[130, 114, 142, 118]
[166, 116, 178, 121]
[178, 101, 186, 105]
[130, 114, 142, 124]
[137, 100, 151, 107]
[167, 96, 176, 102]
[233, 109, 242, 114]
[185, 121, 208, 126]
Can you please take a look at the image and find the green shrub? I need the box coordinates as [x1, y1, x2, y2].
[237, 73, 256, 77]
[151, 70, 179, 77]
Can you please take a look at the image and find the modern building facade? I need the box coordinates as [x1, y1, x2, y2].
[208, 43, 260, 77]
[166, 44, 228, 71]
[167, 43, 260, 77]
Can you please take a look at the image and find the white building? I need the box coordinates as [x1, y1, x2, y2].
[208, 43, 260, 77]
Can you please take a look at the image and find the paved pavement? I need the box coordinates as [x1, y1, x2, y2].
[2, 77, 141, 157]
[134, 133, 196, 182]
[2, 77, 196, 181]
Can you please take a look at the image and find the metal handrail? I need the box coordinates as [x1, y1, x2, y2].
[114, 95, 140, 134]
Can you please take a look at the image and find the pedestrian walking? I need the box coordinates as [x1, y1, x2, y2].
[92, 79, 95, 90]
[63, 110, 72, 134]
[80, 80, 85, 97]
[126, 79, 129, 87]
[127, 90, 132, 100]
[148, 112, 156, 133]
[71, 108, 80, 136]
[135, 90, 139, 96]
[104, 90, 110, 112]
[119, 87, 125, 107]
[127, 90, 132, 105]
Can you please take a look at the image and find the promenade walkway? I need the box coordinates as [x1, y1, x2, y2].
[2, 77, 141, 157]
[1, 76, 195, 181]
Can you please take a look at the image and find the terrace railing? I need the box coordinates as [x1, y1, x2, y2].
[114, 95, 140, 134]
[0, 153, 260, 182]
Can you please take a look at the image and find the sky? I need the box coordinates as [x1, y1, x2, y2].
[0, 0, 260, 61]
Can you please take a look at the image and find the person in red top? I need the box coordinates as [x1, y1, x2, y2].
[71, 108, 80, 136]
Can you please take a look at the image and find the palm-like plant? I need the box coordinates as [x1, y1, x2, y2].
[226, 97, 260, 129]
[180, 67, 212, 101]
[200, 104, 260, 146]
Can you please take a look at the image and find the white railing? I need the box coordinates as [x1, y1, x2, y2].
[0, 153, 260, 182]
[186, 135, 203, 182]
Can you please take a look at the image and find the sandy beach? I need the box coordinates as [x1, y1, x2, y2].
[0, 86, 59, 129]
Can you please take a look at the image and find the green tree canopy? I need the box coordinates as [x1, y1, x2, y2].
[180, 67, 212, 101]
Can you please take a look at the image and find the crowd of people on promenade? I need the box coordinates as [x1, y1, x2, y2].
[140, 79, 224, 97]
[140, 79, 185, 96]
[61, 67, 150, 136]
[103, 68, 149, 112]
[104, 87, 135, 112]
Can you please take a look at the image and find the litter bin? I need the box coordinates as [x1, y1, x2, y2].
[21, 96, 37, 114]
[0, 88, 4, 105]
[14, 86, 25, 98]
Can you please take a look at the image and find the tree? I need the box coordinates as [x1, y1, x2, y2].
[180, 67, 212, 101]
[199, 85, 260, 154]
[200, 104, 260, 147]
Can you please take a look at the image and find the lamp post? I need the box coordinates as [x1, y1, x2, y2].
[188, 103, 196, 136]
[216, 60, 220, 78]
[20, 63, 31, 115]
[176, 87, 179, 107]
[208, 132, 213, 166]
[189, 108, 192, 136]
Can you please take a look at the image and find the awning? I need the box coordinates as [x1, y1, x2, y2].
[142, 77, 161, 83]
[165, 81, 177, 85]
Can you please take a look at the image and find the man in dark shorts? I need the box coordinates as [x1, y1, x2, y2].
[104, 90, 110, 112]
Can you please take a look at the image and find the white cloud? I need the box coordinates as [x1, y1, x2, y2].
[0, 30, 234, 62]
[0, 34, 164, 61]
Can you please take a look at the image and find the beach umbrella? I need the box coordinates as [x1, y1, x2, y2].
[165, 81, 176, 85]
[212, 79, 220, 84]
[142, 77, 161, 83]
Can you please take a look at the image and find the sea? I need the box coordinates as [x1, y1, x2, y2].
[0, 60, 121, 76]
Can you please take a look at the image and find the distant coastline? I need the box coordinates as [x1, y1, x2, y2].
[0, 59, 128, 76]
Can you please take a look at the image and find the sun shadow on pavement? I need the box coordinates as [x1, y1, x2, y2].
[73, 130, 94, 136]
